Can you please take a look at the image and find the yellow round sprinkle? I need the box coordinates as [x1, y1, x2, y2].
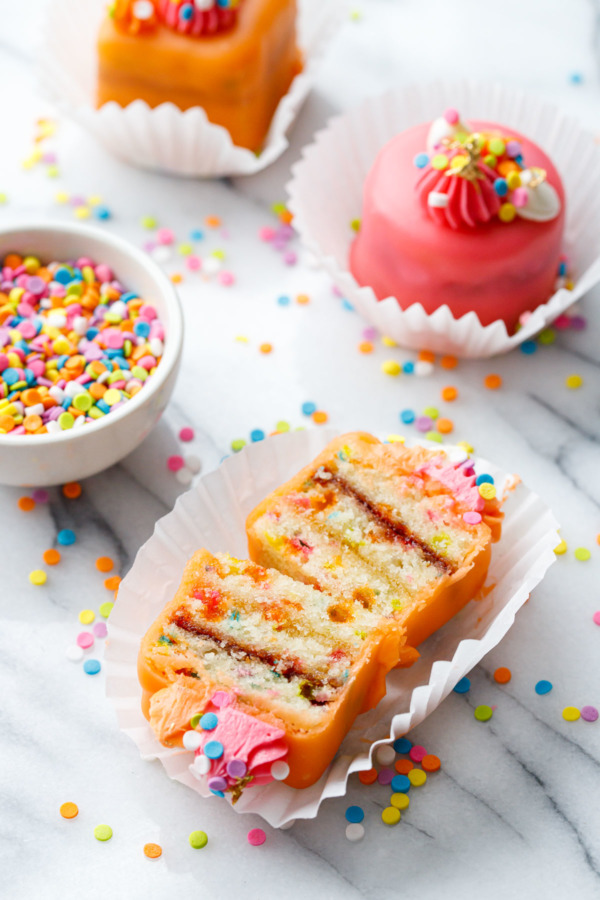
[478, 483, 496, 500]
[103, 388, 121, 407]
[498, 202, 516, 223]
[79, 609, 95, 625]
[457, 441, 474, 454]
[382, 806, 401, 825]
[386, 434, 406, 444]
[381, 360, 401, 376]
[408, 768, 427, 787]
[554, 539, 567, 555]
[431, 154, 449, 171]
[562, 706, 580, 722]
[74, 206, 91, 220]
[565, 374, 583, 389]
[507, 171, 521, 190]
[381, 336, 397, 347]
[29, 569, 47, 586]
[390, 792, 410, 810]
[574, 547, 591, 561]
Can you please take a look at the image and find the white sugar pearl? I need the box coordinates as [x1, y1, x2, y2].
[270, 760, 290, 781]
[149, 338, 163, 357]
[49, 386, 65, 403]
[47, 313, 67, 329]
[185, 455, 202, 474]
[46, 421, 61, 434]
[415, 360, 434, 377]
[25, 403, 44, 417]
[65, 381, 86, 398]
[345, 824, 365, 842]
[375, 744, 396, 766]
[182, 730, 203, 751]
[65, 645, 84, 662]
[97, 370, 110, 384]
[175, 467, 193, 486]
[194, 754, 211, 775]
[110, 301, 127, 319]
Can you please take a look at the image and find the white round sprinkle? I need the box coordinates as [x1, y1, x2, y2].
[185, 455, 202, 474]
[345, 823, 365, 842]
[202, 256, 221, 276]
[152, 246, 172, 264]
[270, 760, 290, 781]
[415, 360, 434, 377]
[65, 645, 84, 662]
[194, 754, 211, 775]
[182, 730, 203, 751]
[375, 744, 396, 766]
[175, 467, 193, 486]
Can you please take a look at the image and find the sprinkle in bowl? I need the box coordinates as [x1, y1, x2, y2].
[0, 222, 183, 486]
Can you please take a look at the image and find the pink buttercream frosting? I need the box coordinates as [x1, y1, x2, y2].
[417, 457, 484, 513]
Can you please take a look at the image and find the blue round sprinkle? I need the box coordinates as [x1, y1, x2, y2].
[134, 321, 151, 338]
[453, 676, 471, 694]
[204, 740, 224, 760]
[341, 299, 354, 312]
[391, 774, 411, 793]
[53, 267, 73, 284]
[94, 206, 111, 220]
[400, 409, 415, 425]
[200, 713, 218, 731]
[402, 361, 415, 374]
[569, 72, 583, 84]
[190, 229, 204, 241]
[302, 401, 317, 416]
[3, 368, 19, 386]
[393, 737, 412, 754]
[179, 3, 194, 18]
[277, 295, 290, 306]
[83, 659, 101, 675]
[535, 680, 553, 695]
[57, 529, 76, 546]
[250, 429, 265, 442]
[520, 340, 537, 355]
[414, 152, 429, 169]
[476, 474, 494, 486]
[345, 805, 364, 824]
[493, 178, 508, 197]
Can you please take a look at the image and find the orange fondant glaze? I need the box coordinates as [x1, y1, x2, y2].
[97, 0, 302, 151]
[246, 432, 502, 660]
[138, 549, 405, 790]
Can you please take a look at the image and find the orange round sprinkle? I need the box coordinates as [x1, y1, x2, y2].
[104, 575, 121, 591]
[144, 843, 162, 859]
[494, 666, 512, 684]
[18, 496, 36, 512]
[43, 549, 61, 565]
[358, 768, 378, 785]
[96, 556, 114, 573]
[394, 758, 414, 775]
[312, 411, 329, 425]
[421, 754, 441, 772]
[23, 415, 43, 432]
[62, 481, 82, 499]
[171, 273, 183, 284]
[484, 374, 503, 390]
[440, 355, 458, 370]
[259, 343, 273, 354]
[0, 414, 15, 432]
[441, 386, 458, 402]
[436, 417, 454, 434]
[279, 209, 293, 225]
[4, 253, 22, 269]
[60, 802, 79, 819]
[418, 350, 435, 363]
[205, 215, 222, 228]
[358, 341, 374, 354]
[296, 294, 310, 305]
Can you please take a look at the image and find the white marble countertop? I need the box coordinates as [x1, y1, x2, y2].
[2, 1, 600, 898]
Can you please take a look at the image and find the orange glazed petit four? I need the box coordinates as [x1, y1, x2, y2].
[97, 0, 302, 151]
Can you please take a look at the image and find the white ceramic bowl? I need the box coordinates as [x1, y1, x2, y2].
[0, 222, 183, 487]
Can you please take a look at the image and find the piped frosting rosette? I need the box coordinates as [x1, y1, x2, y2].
[111, 0, 240, 37]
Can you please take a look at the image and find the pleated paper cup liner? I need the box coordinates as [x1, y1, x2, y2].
[105, 428, 558, 827]
[287, 81, 600, 357]
[39, 0, 345, 177]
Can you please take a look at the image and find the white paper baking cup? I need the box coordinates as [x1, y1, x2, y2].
[39, 0, 345, 177]
[106, 429, 558, 826]
[287, 82, 600, 357]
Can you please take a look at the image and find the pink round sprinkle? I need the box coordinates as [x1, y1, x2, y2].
[512, 187, 529, 208]
[156, 229, 174, 246]
[581, 706, 599, 722]
[167, 455, 185, 472]
[444, 107, 459, 124]
[554, 315, 571, 330]
[409, 745, 427, 762]
[463, 511, 482, 525]
[32, 489, 49, 503]
[186, 255, 201, 271]
[93, 622, 108, 638]
[283, 252, 297, 266]
[179, 427, 195, 442]
[77, 632, 94, 649]
[211, 690, 231, 708]
[259, 226, 275, 242]
[247, 828, 266, 846]
[362, 327, 377, 341]
[377, 767, 394, 785]
[593, 611, 600, 626]
[218, 271, 235, 286]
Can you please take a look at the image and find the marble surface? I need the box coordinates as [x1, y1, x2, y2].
[2, 1, 600, 898]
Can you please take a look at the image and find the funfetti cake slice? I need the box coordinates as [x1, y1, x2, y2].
[139, 549, 404, 792]
[246, 432, 503, 653]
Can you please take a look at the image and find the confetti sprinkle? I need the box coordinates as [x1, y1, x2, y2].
[312, 411, 328, 425]
[421, 754, 441, 772]
[484, 374, 502, 390]
[394, 759, 413, 775]
[60, 802, 79, 819]
[535, 680, 553, 695]
[29, 569, 47, 586]
[57, 529, 76, 546]
[474, 705, 493, 722]
[79, 609, 95, 624]
[409, 745, 426, 763]
[358, 768, 378, 785]
[441, 386, 458, 401]
[593, 612, 600, 626]
[562, 706, 580, 722]
[18, 496, 35, 512]
[62, 482, 82, 499]
[99, 601, 114, 618]
[96, 556, 114, 573]
[390, 793, 410, 810]
[179, 427, 194, 442]
[581, 706, 598, 722]
[247, 828, 266, 846]
[375, 745, 395, 766]
[345, 805, 364, 823]
[84, 659, 101, 675]
[453, 677, 471, 693]
[393, 737, 412, 754]
[94, 824, 113, 842]
[381, 360, 401, 376]
[494, 667, 512, 684]
[574, 547, 591, 561]
[345, 823, 365, 842]
[391, 774, 411, 793]
[408, 769, 427, 787]
[381, 806, 401, 826]
[377, 768, 394, 786]
[43, 549, 61, 565]
[144, 843, 162, 859]
[565, 374, 583, 389]
[554, 539, 567, 555]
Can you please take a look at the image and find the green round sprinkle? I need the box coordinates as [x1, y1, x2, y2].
[574, 547, 591, 561]
[425, 431, 443, 443]
[99, 601, 114, 618]
[131, 366, 148, 381]
[483, 154, 497, 168]
[66, 282, 83, 297]
[474, 704, 493, 722]
[212, 249, 226, 260]
[271, 202, 286, 215]
[189, 830, 208, 849]
[431, 154, 449, 171]
[104, 312, 122, 324]
[276, 421, 290, 433]
[351, 218, 361, 232]
[73, 393, 92, 412]
[231, 439, 246, 452]
[488, 138, 505, 156]
[0, 193, 7, 204]
[538, 328, 556, 345]
[190, 713, 202, 729]
[58, 412, 74, 430]
[178, 243, 193, 256]
[94, 824, 113, 842]
[423, 406, 439, 420]
[141, 216, 157, 229]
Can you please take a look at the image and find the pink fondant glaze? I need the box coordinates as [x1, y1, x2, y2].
[349, 120, 566, 331]
[193, 701, 288, 790]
